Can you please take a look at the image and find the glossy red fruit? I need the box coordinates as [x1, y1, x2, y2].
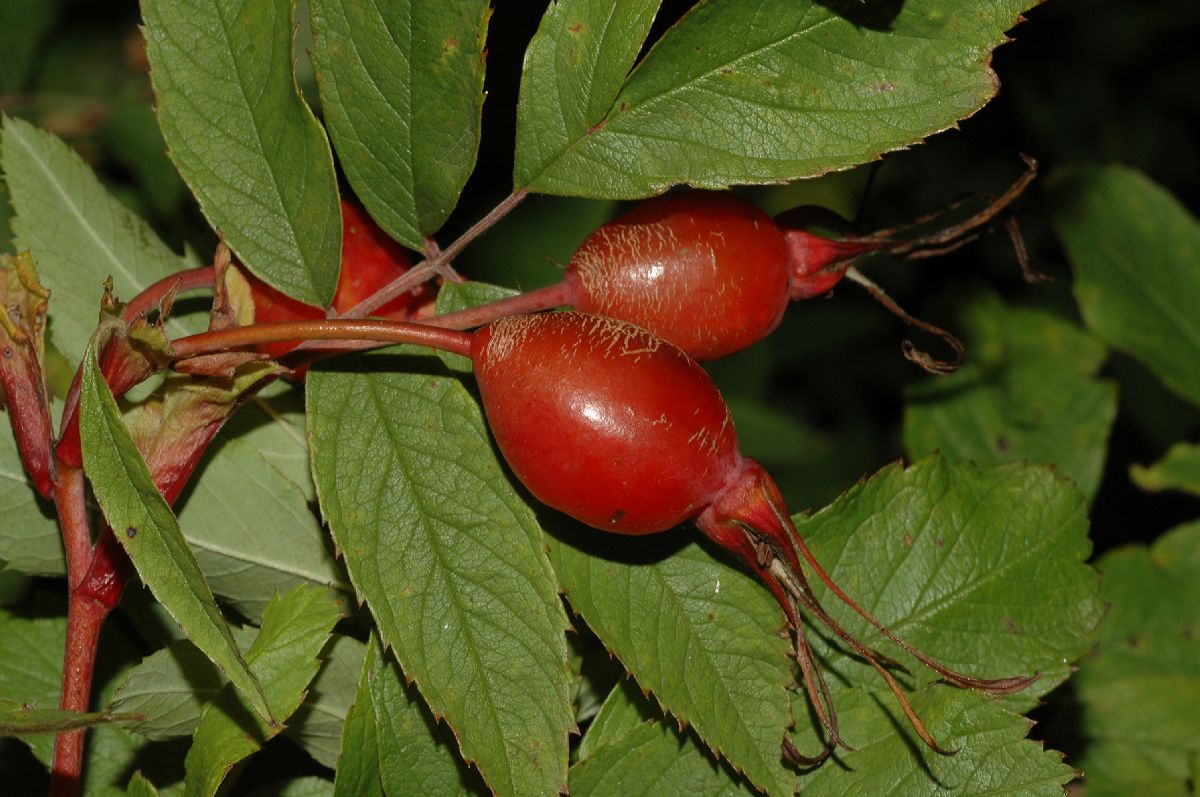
[247, 199, 421, 360]
[566, 192, 792, 361]
[335, 200, 419, 315]
[471, 311, 813, 652]
[468, 311, 1032, 759]
[471, 310, 807, 626]
[472, 311, 746, 533]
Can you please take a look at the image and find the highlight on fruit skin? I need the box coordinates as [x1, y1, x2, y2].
[565, 191, 792, 361]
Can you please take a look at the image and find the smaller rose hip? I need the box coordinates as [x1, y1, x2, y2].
[245, 199, 429, 361]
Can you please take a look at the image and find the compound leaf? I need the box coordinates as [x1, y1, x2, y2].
[516, 0, 1036, 197]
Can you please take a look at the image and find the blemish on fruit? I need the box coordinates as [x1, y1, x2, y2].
[609, 509, 625, 525]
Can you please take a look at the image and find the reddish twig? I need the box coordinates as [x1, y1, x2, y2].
[334, 190, 529, 322]
[121, 267, 215, 322]
[171, 318, 474, 362]
[47, 462, 102, 797]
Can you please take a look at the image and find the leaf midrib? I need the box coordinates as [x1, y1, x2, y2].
[6, 122, 190, 341]
[360, 375, 518, 796]
[524, 11, 837, 188]
[209, 0, 313, 298]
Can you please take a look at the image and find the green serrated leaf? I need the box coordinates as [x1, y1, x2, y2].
[310, 0, 489, 249]
[570, 683, 755, 796]
[575, 680, 650, 762]
[904, 295, 1117, 503]
[108, 639, 228, 741]
[1047, 164, 1200, 406]
[546, 523, 795, 797]
[307, 354, 571, 797]
[141, 0, 341, 305]
[0, 608, 65, 764]
[333, 639, 383, 797]
[792, 686, 1074, 796]
[514, 0, 660, 193]
[287, 634, 365, 770]
[221, 381, 315, 501]
[1074, 521, 1200, 796]
[368, 635, 487, 797]
[1131, 442, 1200, 496]
[79, 341, 272, 725]
[0, 116, 195, 364]
[516, 0, 1036, 196]
[182, 584, 341, 797]
[0, 411, 63, 575]
[795, 458, 1101, 714]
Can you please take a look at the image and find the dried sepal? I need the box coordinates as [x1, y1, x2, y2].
[1, 252, 54, 496]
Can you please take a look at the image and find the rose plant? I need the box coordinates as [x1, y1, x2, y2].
[4, 2, 1194, 797]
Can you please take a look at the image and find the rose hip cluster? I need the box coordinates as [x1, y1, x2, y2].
[207, 173, 1037, 762]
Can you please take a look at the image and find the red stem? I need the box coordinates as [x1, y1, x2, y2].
[48, 461, 104, 797]
[171, 319, 474, 361]
[121, 267, 215, 321]
[425, 279, 576, 331]
[50, 592, 108, 797]
[53, 462, 91, 590]
[46, 267, 212, 793]
[338, 190, 529, 321]
[50, 530, 132, 797]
